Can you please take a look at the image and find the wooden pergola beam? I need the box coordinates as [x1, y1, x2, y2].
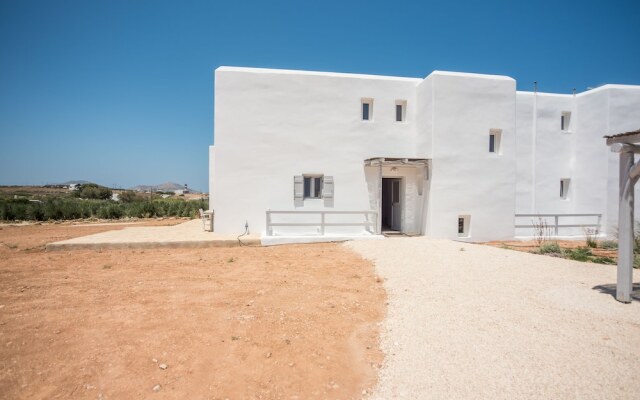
[606, 128, 640, 303]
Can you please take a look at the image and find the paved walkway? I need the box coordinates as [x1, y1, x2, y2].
[347, 237, 640, 399]
[46, 219, 260, 250]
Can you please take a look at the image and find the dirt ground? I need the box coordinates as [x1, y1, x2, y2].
[0, 221, 385, 399]
[485, 239, 618, 259]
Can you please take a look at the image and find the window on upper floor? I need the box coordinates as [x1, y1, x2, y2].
[395, 100, 407, 122]
[361, 98, 373, 121]
[489, 129, 502, 154]
[561, 111, 572, 132]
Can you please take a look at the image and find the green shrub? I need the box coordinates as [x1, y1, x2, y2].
[538, 241, 562, 254]
[0, 196, 207, 221]
[119, 190, 143, 203]
[564, 247, 593, 262]
[591, 256, 615, 265]
[599, 240, 618, 249]
[73, 183, 112, 200]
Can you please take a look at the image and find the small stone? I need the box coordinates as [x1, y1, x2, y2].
[152, 384, 161, 392]
[159, 363, 168, 370]
[288, 362, 295, 367]
[266, 352, 272, 358]
[152, 358, 158, 363]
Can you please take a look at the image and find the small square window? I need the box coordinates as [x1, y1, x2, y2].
[560, 178, 570, 199]
[395, 100, 407, 122]
[361, 99, 373, 121]
[458, 215, 470, 237]
[304, 176, 323, 199]
[561, 112, 572, 132]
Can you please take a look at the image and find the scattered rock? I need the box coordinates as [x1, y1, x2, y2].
[159, 363, 168, 370]
[152, 358, 158, 363]
[266, 352, 272, 358]
[152, 384, 161, 392]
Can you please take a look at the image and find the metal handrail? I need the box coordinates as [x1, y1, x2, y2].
[266, 210, 378, 236]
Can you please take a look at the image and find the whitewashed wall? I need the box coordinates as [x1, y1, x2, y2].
[212, 67, 420, 236]
[211, 66, 640, 241]
[425, 71, 517, 241]
[604, 86, 640, 234]
[515, 85, 640, 237]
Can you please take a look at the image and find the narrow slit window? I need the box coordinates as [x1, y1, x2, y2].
[561, 112, 571, 132]
[395, 100, 407, 122]
[489, 129, 502, 154]
[361, 99, 373, 121]
[560, 178, 570, 199]
[458, 215, 470, 237]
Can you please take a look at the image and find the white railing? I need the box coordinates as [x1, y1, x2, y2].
[266, 210, 378, 236]
[515, 213, 602, 236]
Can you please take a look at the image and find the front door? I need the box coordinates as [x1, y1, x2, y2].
[382, 178, 402, 232]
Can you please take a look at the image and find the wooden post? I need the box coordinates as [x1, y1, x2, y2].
[617, 151, 634, 303]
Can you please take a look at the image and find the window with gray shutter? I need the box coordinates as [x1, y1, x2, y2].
[293, 175, 304, 201]
[323, 176, 334, 198]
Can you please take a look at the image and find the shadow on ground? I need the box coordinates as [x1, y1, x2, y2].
[592, 282, 640, 302]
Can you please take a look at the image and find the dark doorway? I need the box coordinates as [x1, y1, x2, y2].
[381, 178, 402, 232]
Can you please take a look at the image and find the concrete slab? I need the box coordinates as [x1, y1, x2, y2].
[45, 220, 261, 251]
[261, 233, 384, 246]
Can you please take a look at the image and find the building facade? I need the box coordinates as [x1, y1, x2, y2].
[209, 67, 640, 241]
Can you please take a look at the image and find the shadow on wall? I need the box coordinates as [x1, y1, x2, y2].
[592, 283, 640, 302]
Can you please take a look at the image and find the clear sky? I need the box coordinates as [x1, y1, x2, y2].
[1, 0, 638, 191]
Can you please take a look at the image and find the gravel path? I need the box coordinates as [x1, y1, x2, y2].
[346, 238, 640, 399]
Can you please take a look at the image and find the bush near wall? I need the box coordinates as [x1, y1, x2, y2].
[0, 198, 207, 221]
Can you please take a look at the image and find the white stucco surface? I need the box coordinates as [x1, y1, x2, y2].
[211, 66, 640, 241]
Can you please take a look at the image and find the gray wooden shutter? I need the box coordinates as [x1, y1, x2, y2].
[293, 175, 303, 201]
[323, 176, 334, 198]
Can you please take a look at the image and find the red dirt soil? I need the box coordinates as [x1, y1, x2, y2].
[0, 221, 385, 399]
[484, 239, 618, 260]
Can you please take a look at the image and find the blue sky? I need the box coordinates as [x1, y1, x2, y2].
[1, 0, 638, 191]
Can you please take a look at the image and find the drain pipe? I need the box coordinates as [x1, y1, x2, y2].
[531, 81, 538, 213]
[378, 163, 382, 234]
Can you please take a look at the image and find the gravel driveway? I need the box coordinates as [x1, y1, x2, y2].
[347, 237, 639, 399]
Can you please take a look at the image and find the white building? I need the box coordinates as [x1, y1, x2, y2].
[209, 66, 640, 242]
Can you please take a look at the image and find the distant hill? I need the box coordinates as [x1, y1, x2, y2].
[129, 182, 201, 193]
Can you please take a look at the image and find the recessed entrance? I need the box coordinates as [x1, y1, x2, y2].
[381, 178, 402, 232]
